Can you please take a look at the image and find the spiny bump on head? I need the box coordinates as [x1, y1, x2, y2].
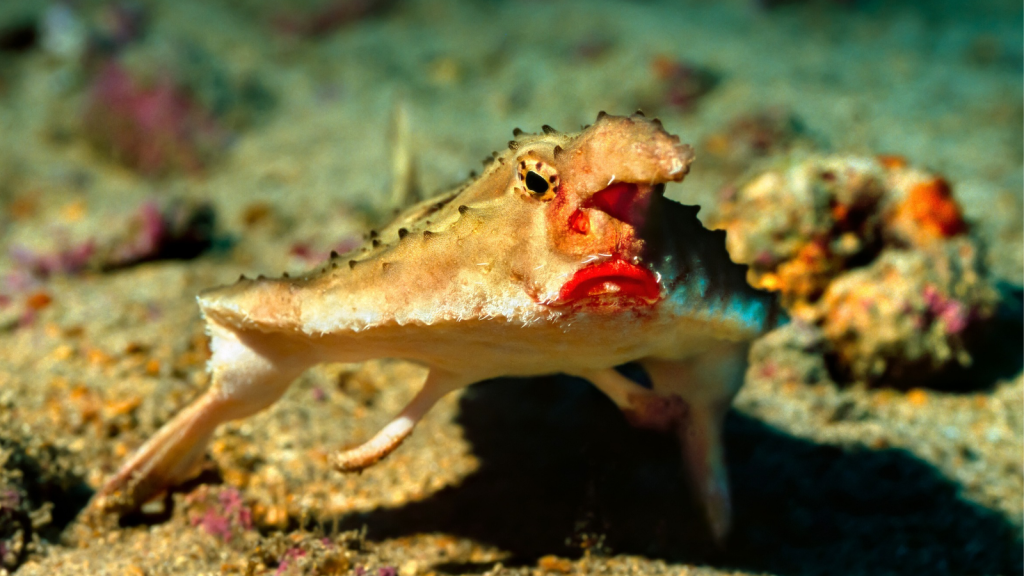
[423, 230, 434, 239]
[282, 272, 289, 278]
[482, 156, 494, 166]
[634, 108, 645, 117]
[553, 145, 563, 158]
[458, 204, 469, 214]
[541, 124, 557, 134]
[512, 127, 524, 137]
[596, 110, 608, 121]
[508, 140, 519, 151]
[468, 170, 477, 178]
[330, 250, 339, 259]
[652, 117, 663, 128]
[348, 260, 357, 269]
[398, 228, 409, 239]
[369, 230, 378, 239]
[372, 239, 381, 248]
[331, 262, 338, 269]
[257, 274, 266, 280]
[238, 274, 247, 282]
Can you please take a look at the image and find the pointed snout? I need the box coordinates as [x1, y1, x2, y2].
[558, 114, 695, 197]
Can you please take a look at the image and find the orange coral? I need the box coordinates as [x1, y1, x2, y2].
[830, 202, 850, 223]
[876, 154, 908, 170]
[899, 178, 967, 239]
[764, 240, 835, 303]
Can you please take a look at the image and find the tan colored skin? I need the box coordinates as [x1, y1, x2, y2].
[92, 113, 756, 541]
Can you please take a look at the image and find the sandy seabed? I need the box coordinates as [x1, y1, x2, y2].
[0, 0, 1021, 574]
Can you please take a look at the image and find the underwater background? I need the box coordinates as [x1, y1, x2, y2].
[0, 0, 1021, 574]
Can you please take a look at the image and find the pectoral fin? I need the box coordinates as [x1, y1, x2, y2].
[642, 345, 749, 543]
[332, 369, 470, 472]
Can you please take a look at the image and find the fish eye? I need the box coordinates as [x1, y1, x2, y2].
[525, 171, 550, 195]
[515, 152, 557, 201]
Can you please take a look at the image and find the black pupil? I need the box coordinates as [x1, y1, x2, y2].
[525, 171, 550, 194]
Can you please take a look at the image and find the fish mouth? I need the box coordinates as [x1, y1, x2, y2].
[552, 258, 662, 307]
[584, 182, 652, 228]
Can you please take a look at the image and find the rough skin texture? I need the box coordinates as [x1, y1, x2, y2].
[90, 113, 779, 541]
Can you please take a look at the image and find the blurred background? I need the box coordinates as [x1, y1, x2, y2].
[0, 0, 1021, 575]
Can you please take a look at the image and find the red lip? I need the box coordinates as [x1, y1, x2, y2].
[554, 258, 662, 306]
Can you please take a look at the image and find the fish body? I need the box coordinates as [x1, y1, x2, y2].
[94, 113, 779, 540]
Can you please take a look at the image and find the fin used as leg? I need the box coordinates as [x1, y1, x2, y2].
[574, 367, 687, 433]
[332, 369, 469, 472]
[642, 344, 749, 543]
[90, 390, 225, 514]
[91, 323, 310, 515]
[674, 388, 732, 543]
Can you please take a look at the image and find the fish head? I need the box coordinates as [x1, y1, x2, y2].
[506, 113, 694, 309]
